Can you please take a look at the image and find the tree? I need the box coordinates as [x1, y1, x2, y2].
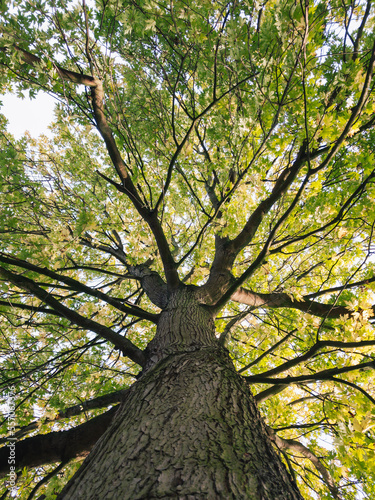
[0, 0, 375, 497]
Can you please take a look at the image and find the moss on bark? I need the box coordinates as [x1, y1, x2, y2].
[57, 288, 303, 499]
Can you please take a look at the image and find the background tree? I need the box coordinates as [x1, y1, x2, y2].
[1, 0, 375, 498]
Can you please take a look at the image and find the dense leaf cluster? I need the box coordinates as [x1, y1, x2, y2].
[1, 0, 375, 498]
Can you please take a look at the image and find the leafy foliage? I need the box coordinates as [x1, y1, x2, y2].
[1, 0, 375, 498]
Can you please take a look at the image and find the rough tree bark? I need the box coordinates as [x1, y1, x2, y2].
[57, 287, 303, 499]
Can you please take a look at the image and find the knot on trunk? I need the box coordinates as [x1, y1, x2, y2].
[129, 265, 168, 309]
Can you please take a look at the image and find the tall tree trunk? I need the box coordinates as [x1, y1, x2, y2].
[57, 288, 303, 499]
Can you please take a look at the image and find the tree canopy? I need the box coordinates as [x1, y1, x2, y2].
[1, 0, 375, 498]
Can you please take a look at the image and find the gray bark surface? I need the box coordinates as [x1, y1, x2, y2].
[57, 287, 303, 499]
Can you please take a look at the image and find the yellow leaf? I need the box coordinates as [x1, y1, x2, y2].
[347, 127, 359, 138]
[352, 417, 363, 432]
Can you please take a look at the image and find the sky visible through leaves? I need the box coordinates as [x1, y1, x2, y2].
[1, 0, 375, 498]
[1, 92, 55, 138]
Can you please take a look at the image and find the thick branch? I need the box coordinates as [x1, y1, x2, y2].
[0, 300, 63, 317]
[6, 45, 96, 87]
[245, 340, 375, 379]
[90, 84, 179, 287]
[0, 253, 159, 324]
[267, 427, 342, 499]
[231, 286, 368, 320]
[0, 407, 117, 477]
[91, 83, 180, 288]
[211, 172, 311, 311]
[128, 265, 168, 309]
[255, 374, 375, 405]
[331, 377, 375, 406]
[90, 81, 144, 205]
[206, 40, 375, 310]
[255, 384, 289, 403]
[4, 45, 179, 289]
[58, 388, 127, 419]
[305, 274, 375, 300]
[230, 144, 307, 256]
[0, 389, 128, 443]
[0, 266, 146, 367]
[246, 360, 375, 384]
[143, 213, 181, 289]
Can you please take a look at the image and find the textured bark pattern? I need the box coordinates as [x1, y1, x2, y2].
[57, 288, 302, 499]
[144, 287, 217, 368]
[58, 355, 302, 499]
[0, 407, 117, 477]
